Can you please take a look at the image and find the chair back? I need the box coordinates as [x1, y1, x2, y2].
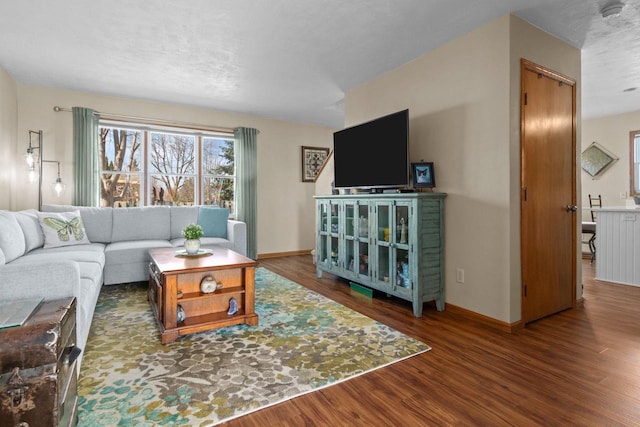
[589, 194, 602, 222]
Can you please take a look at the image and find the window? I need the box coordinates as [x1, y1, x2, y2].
[99, 123, 234, 211]
[149, 132, 196, 206]
[99, 127, 143, 207]
[632, 130, 640, 196]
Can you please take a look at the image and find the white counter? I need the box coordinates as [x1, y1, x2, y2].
[595, 207, 640, 287]
[596, 206, 640, 212]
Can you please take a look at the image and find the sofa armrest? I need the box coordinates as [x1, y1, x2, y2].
[0, 260, 81, 301]
[227, 220, 247, 257]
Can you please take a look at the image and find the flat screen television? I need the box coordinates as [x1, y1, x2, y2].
[333, 109, 409, 191]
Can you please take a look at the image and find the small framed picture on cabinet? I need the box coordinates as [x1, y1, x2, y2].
[411, 162, 436, 189]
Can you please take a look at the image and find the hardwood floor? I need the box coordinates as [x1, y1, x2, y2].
[222, 257, 640, 426]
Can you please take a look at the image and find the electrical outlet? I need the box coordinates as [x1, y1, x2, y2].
[456, 268, 465, 284]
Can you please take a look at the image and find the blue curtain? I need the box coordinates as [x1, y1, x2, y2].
[234, 127, 259, 259]
[72, 107, 100, 206]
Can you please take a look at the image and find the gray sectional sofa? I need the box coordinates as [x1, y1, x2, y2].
[0, 204, 247, 370]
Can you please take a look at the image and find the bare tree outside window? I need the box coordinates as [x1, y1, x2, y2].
[149, 133, 196, 205]
[99, 128, 142, 207]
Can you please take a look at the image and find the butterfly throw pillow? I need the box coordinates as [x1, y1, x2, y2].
[37, 210, 91, 248]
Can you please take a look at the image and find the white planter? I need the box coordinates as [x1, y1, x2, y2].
[184, 239, 201, 254]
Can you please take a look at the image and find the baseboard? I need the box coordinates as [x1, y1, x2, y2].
[444, 303, 523, 333]
[258, 254, 592, 335]
[257, 249, 312, 260]
[258, 252, 571, 334]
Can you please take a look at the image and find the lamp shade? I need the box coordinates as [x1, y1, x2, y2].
[28, 167, 37, 184]
[26, 150, 35, 167]
[52, 177, 66, 196]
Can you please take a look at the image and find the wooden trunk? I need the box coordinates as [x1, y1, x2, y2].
[0, 298, 79, 427]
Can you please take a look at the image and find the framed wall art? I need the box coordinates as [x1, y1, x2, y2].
[411, 162, 436, 189]
[581, 142, 618, 178]
[302, 146, 330, 182]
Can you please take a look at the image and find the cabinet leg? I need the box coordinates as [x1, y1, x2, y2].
[245, 313, 259, 326]
[316, 268, 323, 278]
[435, 297, 445, 312]
[161, 330, 179, 344]
[413, 301, 423, 317]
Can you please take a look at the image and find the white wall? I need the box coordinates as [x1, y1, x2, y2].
[344, 15, 581, 324]
[0, 67, 18, 210]
[12, 84, 335, 256]
[346, 15, 511, 322]
[581, 110, 640, 216]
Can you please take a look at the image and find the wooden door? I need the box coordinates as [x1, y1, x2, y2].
[521, 59, 576, 324]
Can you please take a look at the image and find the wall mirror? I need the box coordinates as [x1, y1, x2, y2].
[581, 142, 617, 178]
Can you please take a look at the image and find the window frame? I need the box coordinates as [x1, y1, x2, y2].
[98, 120, 235, 210]
[631, 130, 640, 197]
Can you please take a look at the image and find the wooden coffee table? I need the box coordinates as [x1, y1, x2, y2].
[148, 246, 258, 344]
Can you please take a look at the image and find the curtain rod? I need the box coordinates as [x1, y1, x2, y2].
[52, 106, 236, 134]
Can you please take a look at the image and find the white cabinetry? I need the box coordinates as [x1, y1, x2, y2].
[315, 193, 446, 316]
[595, 207, 640, 287]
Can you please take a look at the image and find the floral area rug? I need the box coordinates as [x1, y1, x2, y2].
[77, 267, 430, 426]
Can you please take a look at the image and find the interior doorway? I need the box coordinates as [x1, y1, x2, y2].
[520, 59, 577, 324]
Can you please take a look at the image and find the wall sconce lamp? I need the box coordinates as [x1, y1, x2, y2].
[44, 159, 66, 197]
[26, 130, 65, 209]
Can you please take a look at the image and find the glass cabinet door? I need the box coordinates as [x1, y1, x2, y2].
[344, 201, 356, 274]
[356, 203, 370, 278]
[343, 201, 371, 278]
[318, 201, 330, 234]
[317, 201, 331, 268]
[374, 201, 412, 292]
[329, 201, 340, 268]
[375, 203, 392, 288]
[394, 203, 411, 292]
[317, 200, 340, 270]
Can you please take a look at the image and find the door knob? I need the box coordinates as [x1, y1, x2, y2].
[566, 205, 577, 212]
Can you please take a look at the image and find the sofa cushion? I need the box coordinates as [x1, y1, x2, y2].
[170, 206, 198, 239]
[18, 245, 106, 269]
[42, 204, 113, 243]
[112, 207, 170, 242]
[28, 242, 106, 256]
[198, 207, 229, 238]
[104, 239, 173, 285]
[105, 240, 172, 266]
[75, 206, 113, 243]
[0, 211, 26, 263]
[37, 211, 91, 248]
[14, 209, 45, 253]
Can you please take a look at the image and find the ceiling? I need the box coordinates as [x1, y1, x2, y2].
[0, 0, 638, 128]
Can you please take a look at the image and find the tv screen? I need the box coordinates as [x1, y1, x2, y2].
[333, 109, 409, 190]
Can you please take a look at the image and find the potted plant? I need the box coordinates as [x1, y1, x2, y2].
[182, 223, 203, 254]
